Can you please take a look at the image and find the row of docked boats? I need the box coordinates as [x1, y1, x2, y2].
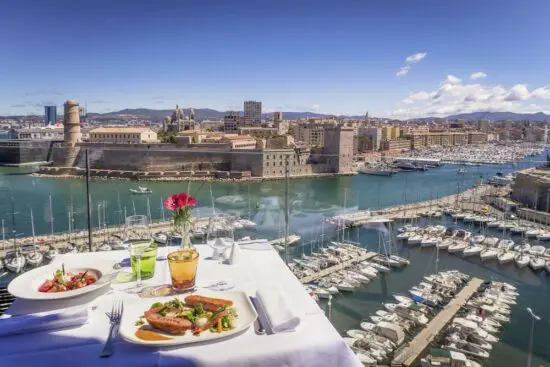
[427, 281, 518, 365]
[445, 207, 550, 240]
[405, 142, 545, 165]
[291, 242, 409, 299]
[398, 224, 550, 272]
[344, 270, 472, 366]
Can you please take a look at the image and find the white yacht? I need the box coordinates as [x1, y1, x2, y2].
[97, 243, 112, 252]
[5, 252, 26, 273]
[462, 245, 484, 257]
[26, 251, 44, 267]
[529, 245, 545, 256]
[129, 186, 152, 194]
[537, 232, 550, 241]
[529, 257, 545, 271]
[497, 251, 515, 264]
[421, 236, 439, 248]
[483, 237, 499, 247]
[470, 235, 485, 244]
[45, 247, 58, 260]
[407, 234, 423, 245]
[448, 241, 468, 253]
[480, 248, 498, 261]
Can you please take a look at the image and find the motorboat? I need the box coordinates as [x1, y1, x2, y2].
[529, 245, 545, 256]
[525, 228, 542, 237]
[454, 230, 471, 242]
[354, 351, 376, 365]
[152, 232, 168, 245]
[368, 262, 390, 273]
[510, 226, 527, 234]
[529, 257, 545, 271]
[396, 231, 412, 240]
[537, 232, 550, 241]
[129, 186, 152, 195]
[97, 243, 112, 252]
[448, 241, 468, 254]
[446, 332, 492, 351]
[408, 234, 423, 245]
[518, 243, 531, 253]
[462, 245, 484, 257]
[238, 219, 257, 228]
[45, 247, 59, 260]
[389, 255, 410, 266]
[4, 252, 26, 273]
[480, 248, 498, 261]
[421, 236, 439, 248]
[486, 221, 500, 228]
[497, 251, 515, 264]
[421, 348, 483, 367]
[470, 235, 485, 244]
[483, 237, 499, 247]
[375, 321, 405, 346]
[442, 342, 490, 359]
[26, 251, 44, 267]
[437, 239, 454, 249]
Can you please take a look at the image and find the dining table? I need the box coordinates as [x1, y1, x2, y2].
[0, 243, 362, 367]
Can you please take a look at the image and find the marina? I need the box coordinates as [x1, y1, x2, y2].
[0, 147, 549, 366]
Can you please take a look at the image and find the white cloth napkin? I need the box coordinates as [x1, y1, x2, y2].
[256, 286, 301, 333]
[0, 306, 89, 337]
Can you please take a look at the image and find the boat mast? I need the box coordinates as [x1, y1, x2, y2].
[49, 194, 54, 236]
[284, 155, 290, 266]
[160, 196, 165, 222]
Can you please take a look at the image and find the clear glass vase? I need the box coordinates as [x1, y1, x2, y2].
[177, 221, 193, 249]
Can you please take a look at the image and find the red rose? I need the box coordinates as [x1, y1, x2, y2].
[164, 192, 197, 212]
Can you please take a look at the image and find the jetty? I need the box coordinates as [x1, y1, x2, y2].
[331, 184, 494, 227]
[299, 251, 378, 284]
[391, 277, 484, 367]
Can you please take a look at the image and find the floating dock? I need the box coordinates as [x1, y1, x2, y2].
[298, 251, 378, 284]
[391, 277, 484, 367]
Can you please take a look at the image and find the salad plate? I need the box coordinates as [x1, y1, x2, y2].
[119, 290, 257, 347]
[7, 259, 116, 300]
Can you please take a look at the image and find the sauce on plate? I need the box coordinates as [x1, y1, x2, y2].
[135, 329, 174, 341]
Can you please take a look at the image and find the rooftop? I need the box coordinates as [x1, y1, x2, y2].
[90, 127, 153, 133]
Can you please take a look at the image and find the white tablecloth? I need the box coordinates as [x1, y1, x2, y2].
[0, 245, 361, 367]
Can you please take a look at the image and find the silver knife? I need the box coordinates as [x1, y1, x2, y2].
[249, 296, 266, 335]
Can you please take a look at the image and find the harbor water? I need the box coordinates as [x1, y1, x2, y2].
[0, 152, 548, 366]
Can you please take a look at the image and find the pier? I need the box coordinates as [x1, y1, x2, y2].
[298, 251, 378, 284]
[391, 277, 484, 367]
[332, 184, 495, 227]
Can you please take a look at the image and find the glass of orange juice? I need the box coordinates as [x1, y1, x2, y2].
[167, 249, 199, 292]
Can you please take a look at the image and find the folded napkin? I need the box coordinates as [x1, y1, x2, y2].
[256, 286, 301, 333]
[0, 306, 89, 337]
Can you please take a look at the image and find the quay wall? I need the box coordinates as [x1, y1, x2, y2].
[0, 140, 56, 165]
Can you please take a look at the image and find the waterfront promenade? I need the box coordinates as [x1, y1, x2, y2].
[391, 277, 484, 367]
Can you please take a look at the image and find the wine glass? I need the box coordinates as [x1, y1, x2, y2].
[206, 216, 234, 262]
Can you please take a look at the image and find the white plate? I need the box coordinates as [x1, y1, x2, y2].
[120, 290, 257, 347]
[7, 259, 116, 300]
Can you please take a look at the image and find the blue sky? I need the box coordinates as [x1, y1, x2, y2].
[1, 0, 550, 118]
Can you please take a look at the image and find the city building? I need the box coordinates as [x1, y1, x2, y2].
[224, 111, 240, 133]
[294, 124, 325, 146]
[163, 105, 197, 133]
[381, 139, 412, 151]
[468, 132, 488, 144]
[511, 168, 550, 211]
[273, 111, 283, 122]
[89, 127, 157, 144]
[243, 101, 262, 126]
[44, 105, 57, 126]
[477, 120, 489, 132]
[323, 126, 354, 173]
[14, 126, 64, 140]
[358, 127, 382, 150]
[238, 127, 279, 139]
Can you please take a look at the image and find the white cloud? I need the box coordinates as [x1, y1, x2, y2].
[390, 75, 550, 119]
[470, 72, 487, 80]
[310, 104, 320, 112]
[504, 84, 530, 101]
[444, 75, 462, 85]
[402, 91, 432, 104]
[396, 65, 411, 77]
[531, 86, 550, 99]
[405, 52, 427, 64]
[395, 52, 427, 77]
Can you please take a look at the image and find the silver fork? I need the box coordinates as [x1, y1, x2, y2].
[100, 300, 124, 358]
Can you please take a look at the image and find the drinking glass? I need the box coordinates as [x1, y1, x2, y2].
[168, 249, 199, 292]
[206, 217, 234, 262]
[126, 240, 151, 292]
[131, 241, 157, 280]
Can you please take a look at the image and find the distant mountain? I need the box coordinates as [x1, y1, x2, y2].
[445, 111, 550, 122]
[86, 108, 358, 122]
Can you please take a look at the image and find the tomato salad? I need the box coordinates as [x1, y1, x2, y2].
[38, 267, 97, 293]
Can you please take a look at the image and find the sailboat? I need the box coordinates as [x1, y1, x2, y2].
[5, 197, 26, 273]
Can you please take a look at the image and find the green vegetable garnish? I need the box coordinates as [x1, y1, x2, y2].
[193, 303, 204, 316]
[151, 302, 163, 309]
[184, 313, 196, 322]
[209, 306, 226, 321]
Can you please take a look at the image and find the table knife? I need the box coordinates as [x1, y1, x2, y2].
[249, 296, 266, 335]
